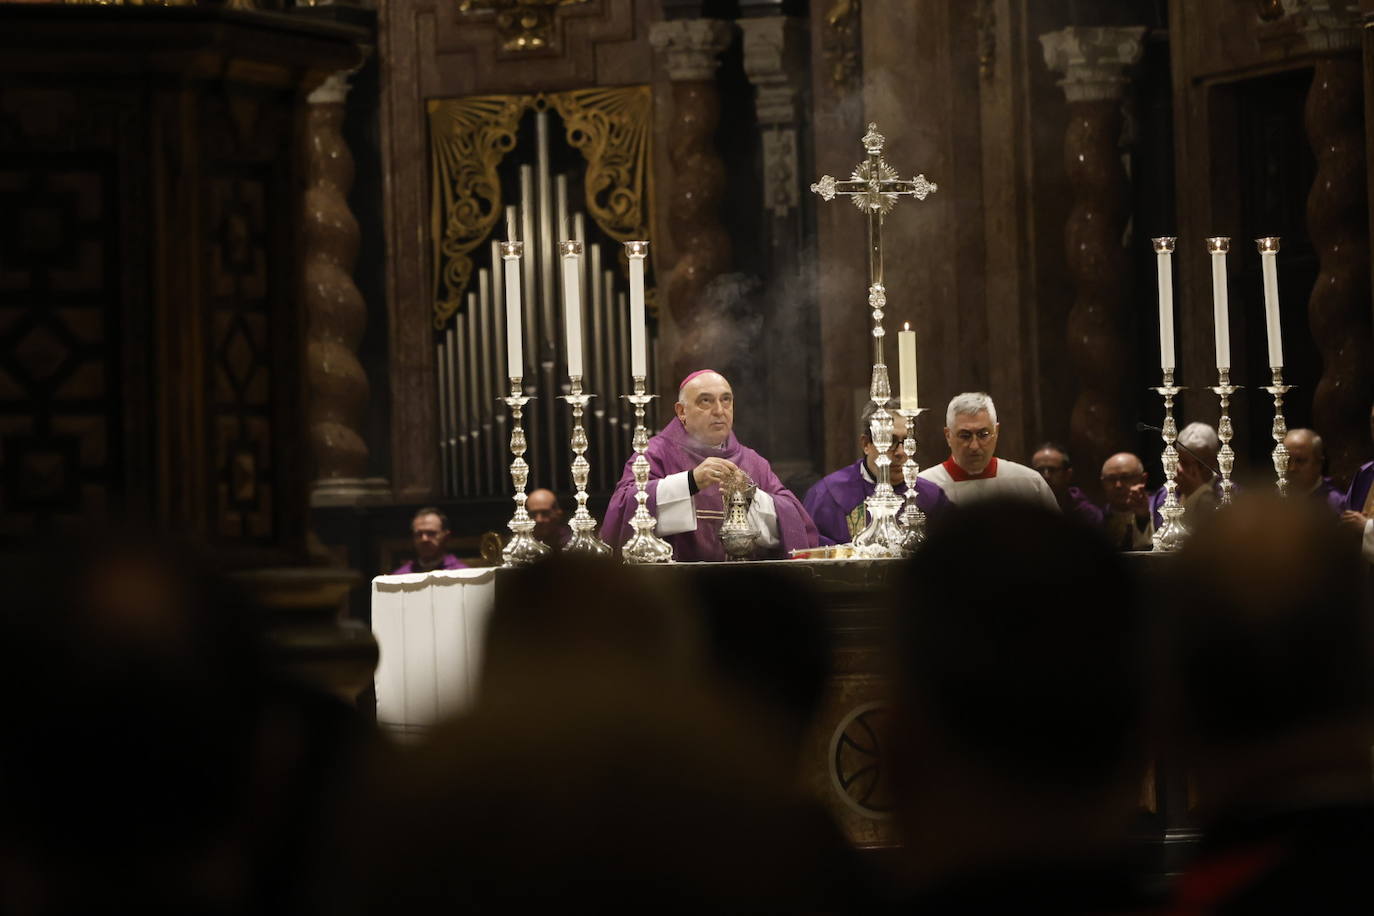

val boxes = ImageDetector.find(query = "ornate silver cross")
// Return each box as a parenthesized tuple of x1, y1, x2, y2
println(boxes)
(811, 123, 938, 557)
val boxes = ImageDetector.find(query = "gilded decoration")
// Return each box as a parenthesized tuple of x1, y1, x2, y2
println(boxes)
(429, 86, 654, 329)
(822, 0, 861, 90)
(456, 0, 592, 53)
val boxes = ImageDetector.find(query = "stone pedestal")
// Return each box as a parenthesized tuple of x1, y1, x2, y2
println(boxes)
(303, 70, 389, 507)
(1042, 26, 1145, 489)
(649, 19, 735, 385)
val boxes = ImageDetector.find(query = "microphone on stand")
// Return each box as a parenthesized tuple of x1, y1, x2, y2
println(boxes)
(1135, 422, 1223, 478)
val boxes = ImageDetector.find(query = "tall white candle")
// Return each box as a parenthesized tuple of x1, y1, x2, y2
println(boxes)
(1152, 237, 1177, 371)
(560, 241, 585, 379)
(898, 323, 918, 411)
(501, 241, 524, 380)
(1257, 237, 1284, 369)
(625, 240, 649, 379)
(1207, 237, 1231, 370)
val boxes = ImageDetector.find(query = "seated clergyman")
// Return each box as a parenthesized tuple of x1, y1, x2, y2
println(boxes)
(1100, 452, 1154, 550)
(1031, 441, 1102, 526)
(917, 392, 1058, 510)
(803, 401, 949, 546)
(600, 369, 819, 562)
(1149, 421, 1223, 528)
(392, 506, 469, 574)
(1283, 429, 1343, 512)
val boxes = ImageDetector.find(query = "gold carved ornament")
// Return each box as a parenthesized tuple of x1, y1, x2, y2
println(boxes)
(457, 0, 592, 53)
(429, 86, 654, 329)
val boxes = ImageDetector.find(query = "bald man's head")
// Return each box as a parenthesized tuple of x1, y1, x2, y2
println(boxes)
(1283, 429, 1325, 492)
(675, 372, 734, 447)
(1100, 453, 1147, 514)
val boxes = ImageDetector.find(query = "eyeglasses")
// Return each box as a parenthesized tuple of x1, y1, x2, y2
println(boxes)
(954, 429, 994, 444)
(1034, 465, 1068, 475)
(1100, 473, 1144, 485)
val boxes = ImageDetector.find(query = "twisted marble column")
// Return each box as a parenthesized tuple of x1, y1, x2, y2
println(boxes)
(1042, 27, 1145, 486)
(1304, 11, 1373, 485)
(650, 19, 734, 384)
(303, 71, 386, 505)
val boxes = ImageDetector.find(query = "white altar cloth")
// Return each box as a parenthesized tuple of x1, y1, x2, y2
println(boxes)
(370, 567, 496, 737)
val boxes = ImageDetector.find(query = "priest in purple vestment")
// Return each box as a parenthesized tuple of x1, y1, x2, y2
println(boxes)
(601, 370, 819, 562)
(1283, 429, 1344, 513)
(804, 402, 949, 546)
(1031, 442, 1104, 527)
(391, 506, 470, 574)
(1340, 403, 1374, 561)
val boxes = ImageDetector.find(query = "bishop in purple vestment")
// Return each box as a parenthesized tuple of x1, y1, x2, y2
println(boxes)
(1031, 442, 1104, 527)
(804, 403, 949, 546)
(601, 370, 819, 562)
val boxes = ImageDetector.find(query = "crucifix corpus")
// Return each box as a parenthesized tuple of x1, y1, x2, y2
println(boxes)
(811, 122, 938, 558)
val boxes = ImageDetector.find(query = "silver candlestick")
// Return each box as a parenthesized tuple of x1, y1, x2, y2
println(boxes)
(898, 407, 927, 551)
(1212, 367, 1240, 507)
(812, 123, 937, 559)
(1152, 369, 1189, 552)
(1264, 367, 1293, 498)
(621, 375, 674, 564)
(562, 374, 611, 556)
(502, 377, 551, 567)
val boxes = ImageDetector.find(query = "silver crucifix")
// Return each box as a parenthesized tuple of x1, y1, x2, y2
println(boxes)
(811, 122, 938, 558)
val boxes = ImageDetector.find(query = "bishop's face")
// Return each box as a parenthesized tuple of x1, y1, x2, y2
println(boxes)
(945, 409, 998, 476)
(676, 372, 734, 447)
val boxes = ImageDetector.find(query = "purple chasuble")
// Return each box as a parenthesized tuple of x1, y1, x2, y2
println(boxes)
(391, 553, 468, 575)
(600, 419, 819, 562)
(1345, 461, 1374, 513)
(1062, 486, 1104, 527)
(803, 459, 950, 547)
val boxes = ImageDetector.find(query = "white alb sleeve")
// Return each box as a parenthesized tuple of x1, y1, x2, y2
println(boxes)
(654, 471, 697, 536)
(1363, 518, 1374, 565)
(747, 489, 781, 549)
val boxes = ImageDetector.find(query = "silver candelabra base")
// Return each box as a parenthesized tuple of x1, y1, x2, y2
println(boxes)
(502, 377, 551, 567)
(1151, 370, 1189, 552)
(621, 376, 674, 565)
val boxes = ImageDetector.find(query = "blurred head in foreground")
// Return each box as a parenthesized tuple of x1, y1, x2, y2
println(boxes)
(1166, 494, 1374, 817)
(890, 502, 1148, 884)
(333, 555, 855, 914)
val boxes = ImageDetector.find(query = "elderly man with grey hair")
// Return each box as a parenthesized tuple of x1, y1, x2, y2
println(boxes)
(1148, 421, 1224, 528)
(917, 392, 1058, 510)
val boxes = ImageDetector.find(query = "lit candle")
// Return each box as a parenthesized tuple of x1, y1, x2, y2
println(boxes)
(501, 241, 523, 380)
(1256, 237, 1283, 369)
(1152, 237, 1176, 371)
(1207, 237, 1231, 370)
(625, 240, 649, 379)
(560, 240, 585, 379)
(898, 322, 918, 411)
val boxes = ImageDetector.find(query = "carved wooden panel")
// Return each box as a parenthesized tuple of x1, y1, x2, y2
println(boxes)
(0, 154, 119, 535)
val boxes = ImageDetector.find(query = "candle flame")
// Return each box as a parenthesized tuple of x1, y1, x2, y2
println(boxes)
(903, 322, 910, 331)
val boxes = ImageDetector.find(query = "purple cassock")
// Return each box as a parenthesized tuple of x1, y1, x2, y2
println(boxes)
(803, 459, 950, 547)
(1310, 478, 1346, 513)
(1061, 486, 1104, 527)
(391, 553, 468, 575)
(600, 418, 819, 562)
(1346, 461, 1374, 514)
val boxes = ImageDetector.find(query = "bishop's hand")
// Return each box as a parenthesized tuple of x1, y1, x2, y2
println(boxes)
(693, 457, 739, 491)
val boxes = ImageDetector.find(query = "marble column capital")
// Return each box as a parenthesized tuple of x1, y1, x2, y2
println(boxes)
(739, 15, 807, 126)
(650, 18, 734, 82)
(307, 70, 354, 106)
(1040, 26, 1146, 103)
(1301, 0, 1361, 53)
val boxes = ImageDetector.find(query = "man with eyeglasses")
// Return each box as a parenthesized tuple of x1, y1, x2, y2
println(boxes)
(918, 392, 1058, 510)
(1099, 452, 1154, 550)
(1031, 442, 1103, 526)
(804, 400, 949, 546)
